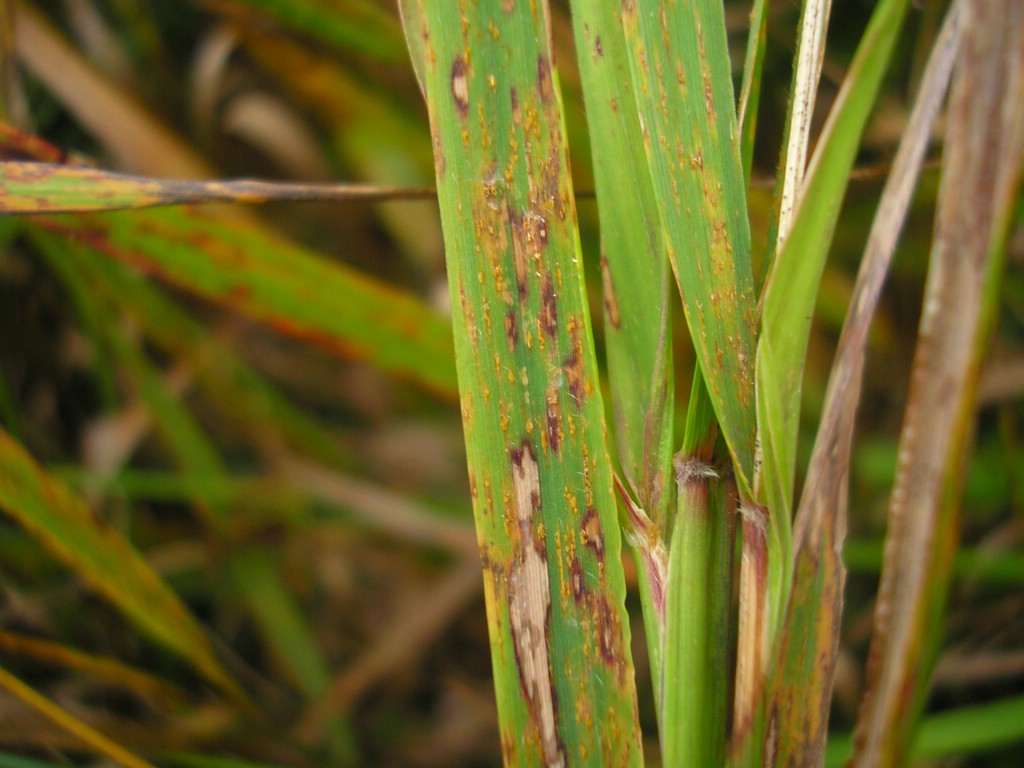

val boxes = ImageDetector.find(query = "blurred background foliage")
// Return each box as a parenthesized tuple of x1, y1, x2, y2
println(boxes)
(0, 0, 1021, 766)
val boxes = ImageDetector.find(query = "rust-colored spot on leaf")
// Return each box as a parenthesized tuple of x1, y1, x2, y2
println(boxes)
(562, 331, 587, 410)
(450, 55, 469, 118)
(594, 596, 624, 676)
(545, 384, 562, 454)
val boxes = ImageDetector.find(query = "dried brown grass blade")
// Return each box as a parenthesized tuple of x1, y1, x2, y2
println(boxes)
(765, 3, 965, 765)
(850, 2, 1024, 765)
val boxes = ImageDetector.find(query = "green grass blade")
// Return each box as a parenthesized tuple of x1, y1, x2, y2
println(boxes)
(0, 428, 243, 703)
(35, 208, 457, 396)
(402, 1, 644, 763)
(0, 664, 157, 768)
(826, 694, 1024, 768)
(620, 0, 757, 497)
(569, 0, 673, 529)
(568, 0, 675, 718)
(738, 0, 770, 187)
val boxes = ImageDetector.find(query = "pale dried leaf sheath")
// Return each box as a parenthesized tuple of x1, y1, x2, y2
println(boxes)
(402, 0, 643, 765)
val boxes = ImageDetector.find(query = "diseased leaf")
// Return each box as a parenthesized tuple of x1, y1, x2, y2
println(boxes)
(0, 161, 432, 213)
(403, 0, 644, 762)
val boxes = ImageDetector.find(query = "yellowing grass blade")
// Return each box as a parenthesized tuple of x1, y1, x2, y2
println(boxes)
(0, 428, 244, 704)
(0, 664, 157, 768)
(402, 0, 643, 763)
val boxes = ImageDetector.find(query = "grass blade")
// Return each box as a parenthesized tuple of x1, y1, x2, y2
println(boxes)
(850, 4, 1024, 764)
(568, 0, 675, 716)
(402, 0, 644, 762)
(620, 0, 758, 496)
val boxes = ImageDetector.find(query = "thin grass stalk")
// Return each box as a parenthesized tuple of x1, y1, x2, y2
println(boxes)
(402, 1, 643, 763)
(851, 3, 1024, 764)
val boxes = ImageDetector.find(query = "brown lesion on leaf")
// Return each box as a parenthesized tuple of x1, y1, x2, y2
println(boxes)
(595, 35, 604, 58)
(593, 595, 627, 681)
(540, 273, 558, 339)
(545, 383, 562, 454)
(504, 309, 520, 350)
(562, 327, 589, 410)
(450, 55, 470, 118)
(537, 54, 553, 106)
(510, 85, 521, 125)
(507, 439, 566, 768)
(600, 254, 621, 329)
(581, 506, 605, 561)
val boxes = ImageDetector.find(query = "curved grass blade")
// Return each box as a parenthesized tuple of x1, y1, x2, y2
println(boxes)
(0, 161, 433, 213)
(767, 6, 964, 766)
(402, 0, 644, 763)
(34, 208, 457, 396)
(850, 5, 1024, 765)
(0, 428, 244, 704)
(620, 0, 758, 497)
